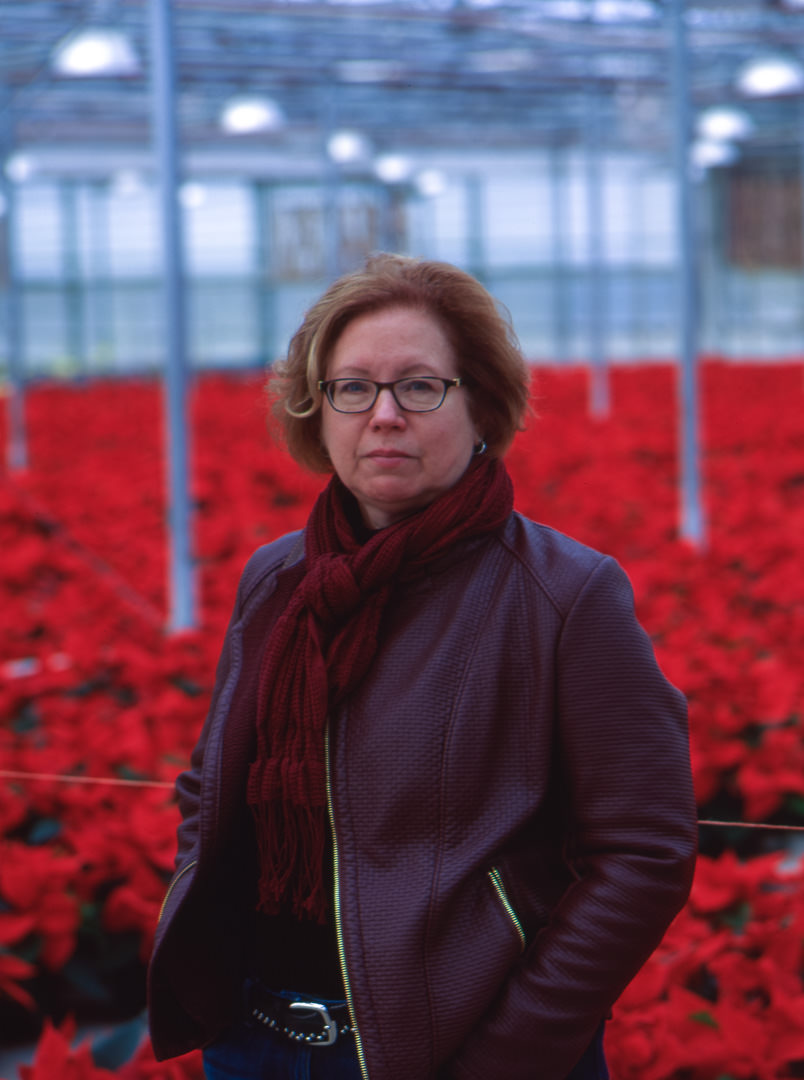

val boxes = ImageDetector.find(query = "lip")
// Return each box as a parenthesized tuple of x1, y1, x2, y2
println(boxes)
(366, 449, 412, 459)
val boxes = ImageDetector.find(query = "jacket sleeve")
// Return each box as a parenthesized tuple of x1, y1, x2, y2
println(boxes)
(171, 534, 302, 871)
(171, 570, 249, 871)
(448, 555, 698, 1080)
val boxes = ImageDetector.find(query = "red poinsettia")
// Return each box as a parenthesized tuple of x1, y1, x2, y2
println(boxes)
(2, 362, 803, 1079)
(14, 1018, 116, 1080)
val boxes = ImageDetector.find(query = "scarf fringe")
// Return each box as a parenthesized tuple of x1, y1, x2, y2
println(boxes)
(252, 799, 328, 924)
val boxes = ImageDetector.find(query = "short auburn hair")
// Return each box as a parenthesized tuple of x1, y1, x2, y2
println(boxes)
(269, 252, 530, 472)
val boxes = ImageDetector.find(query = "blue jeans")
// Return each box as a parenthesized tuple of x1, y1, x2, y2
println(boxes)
(203, 1008, 607, 1080)
(203, 989, 362, 1080)
(567, 1024, 609, 1080)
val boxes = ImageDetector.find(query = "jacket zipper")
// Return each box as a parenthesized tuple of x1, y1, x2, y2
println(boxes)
(157, 858, 198, 924)
(325, 725, 370, 1080)
(487, 866, 526, 951)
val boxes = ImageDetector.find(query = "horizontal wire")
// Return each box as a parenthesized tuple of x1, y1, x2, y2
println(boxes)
(697, 818, 804, 833)
(0, 769, 174, 790)
(2, 770, 804, 832)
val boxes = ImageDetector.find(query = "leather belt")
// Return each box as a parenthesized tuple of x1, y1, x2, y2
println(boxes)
(245, 982, 353, 1047)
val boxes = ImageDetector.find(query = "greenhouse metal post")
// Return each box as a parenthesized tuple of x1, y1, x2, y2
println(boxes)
(549, 144, 570, 365)
(584, 86, 609, 417)
(1, 156, 27, 473)
(149, 0, 196, 630)
(670, 0, 705, 546)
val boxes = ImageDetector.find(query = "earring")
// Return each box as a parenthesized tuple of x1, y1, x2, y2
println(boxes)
(473, 439, 487, 456)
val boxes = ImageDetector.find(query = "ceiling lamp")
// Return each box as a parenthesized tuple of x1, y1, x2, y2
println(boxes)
(696, 106, 753, 142)
(690, 139, 739, 170)
(179, 182, 207, 209)
(51, 27, 140, 77)
(220, 95, 284, 135)
(414, 169, 447, 198)
(592, 0, 657, 21)
(4, 153, 36, 183)
(735, 55, 804, 97)
(327, 130, 372, 165)
(111, 169, 147, 198)
(541, 0, 587, 18)
(374, 154, 413, 185)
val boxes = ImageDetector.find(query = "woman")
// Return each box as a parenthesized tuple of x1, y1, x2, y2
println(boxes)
(148, 253, 697, 1080)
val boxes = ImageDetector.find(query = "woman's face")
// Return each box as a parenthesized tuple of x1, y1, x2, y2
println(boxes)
(320, 306, 479, 530)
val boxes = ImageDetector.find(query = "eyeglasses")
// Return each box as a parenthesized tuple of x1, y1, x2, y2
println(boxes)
(317, 376, 462, 414)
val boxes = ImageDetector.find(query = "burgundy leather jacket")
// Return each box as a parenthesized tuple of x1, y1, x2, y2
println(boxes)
(147, 513, 697, 1080)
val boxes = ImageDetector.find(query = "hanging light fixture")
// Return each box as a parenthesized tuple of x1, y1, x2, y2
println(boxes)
(111, 169, 147, 198)
(327, 130, 372, 165)
(414, 169, 448, 198)
(690, 139, 739, 170)
(220, 94, 284, 135)
(592, 0, 657, 22)
(735, 54, 804, 97)
(696, 105, 753, 142)
(374, 154, 413, 185)
(51, 27, 140, 77)
(4, 153, 36, 183)
(179, 182, 207, 209)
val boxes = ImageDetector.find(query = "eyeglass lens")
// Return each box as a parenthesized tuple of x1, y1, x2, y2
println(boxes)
(328, 377, 447, 412)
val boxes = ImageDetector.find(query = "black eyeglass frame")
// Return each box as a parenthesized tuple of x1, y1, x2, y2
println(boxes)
(317, 376, 463, 413)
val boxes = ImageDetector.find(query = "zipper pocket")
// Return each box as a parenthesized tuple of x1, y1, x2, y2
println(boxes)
(158, 858, 198, 924)
(325, 725, 370, 1080)
(487, 866, 526, 951)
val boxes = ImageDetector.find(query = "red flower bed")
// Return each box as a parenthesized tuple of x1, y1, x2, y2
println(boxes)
(1, 362, 803, 1079)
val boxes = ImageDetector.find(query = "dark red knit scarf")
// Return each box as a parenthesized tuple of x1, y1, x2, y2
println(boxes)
(247, 456, 514, 922)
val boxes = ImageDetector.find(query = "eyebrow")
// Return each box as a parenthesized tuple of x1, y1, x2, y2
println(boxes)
(329, 362, 445, 378)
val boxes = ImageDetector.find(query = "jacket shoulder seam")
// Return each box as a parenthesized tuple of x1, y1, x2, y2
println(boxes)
(495, 518, 609, 619)
(238, 530, 305, 612)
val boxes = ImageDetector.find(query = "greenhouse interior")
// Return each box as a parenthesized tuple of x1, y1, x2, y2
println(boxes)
(1, 1, 803, 1078)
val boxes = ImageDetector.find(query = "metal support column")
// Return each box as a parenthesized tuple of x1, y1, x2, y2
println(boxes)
(61, 180, 86, 374)
(584, 87, 609, 416)
(149, 0, 195, 629)
(465, 173, 486, 284)
(321, 96, 341, 282)
(1, 163, 26, 471)
(799, 99, 804, 371)
(670, 0, 705, 546)
(549, 144, 570, 364)
(254, 181, 277, 366)
(88, 180, 114, 370)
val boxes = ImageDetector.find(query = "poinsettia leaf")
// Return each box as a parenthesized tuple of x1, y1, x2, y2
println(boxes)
(26, 819, 62, 845)
(784, 794, 804, 818)
(689, 1010, 720, 1030)
(720, 900, 751, 934)
(11, 706, 39, 734)
(116, 765, 150, 783)
(170, 675, 204, 696)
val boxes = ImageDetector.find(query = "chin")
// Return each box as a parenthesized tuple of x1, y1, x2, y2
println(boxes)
(359, 485, 431, 526)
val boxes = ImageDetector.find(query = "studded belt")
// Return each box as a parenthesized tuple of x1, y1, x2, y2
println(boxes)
(245, 982, 354, 1047)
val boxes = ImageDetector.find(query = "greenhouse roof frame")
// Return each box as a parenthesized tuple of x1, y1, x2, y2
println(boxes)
(2, 0, 804, 175)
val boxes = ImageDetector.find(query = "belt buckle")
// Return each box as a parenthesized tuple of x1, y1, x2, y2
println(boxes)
(289, 1000, 338, 1046)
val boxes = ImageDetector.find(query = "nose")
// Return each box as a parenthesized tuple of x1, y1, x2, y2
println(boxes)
(369, 386, 406, 428)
